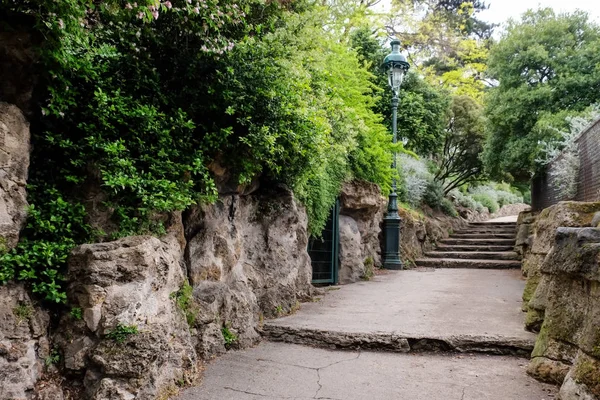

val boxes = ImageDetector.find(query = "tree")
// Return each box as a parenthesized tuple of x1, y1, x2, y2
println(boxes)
(483, 8, 600, 180)
(434, 95, 486, 194)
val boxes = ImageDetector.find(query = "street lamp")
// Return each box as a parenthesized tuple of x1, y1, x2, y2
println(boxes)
(382, 39, 410, 270)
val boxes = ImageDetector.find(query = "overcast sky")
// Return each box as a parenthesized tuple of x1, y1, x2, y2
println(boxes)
(479, 0, 600, 27)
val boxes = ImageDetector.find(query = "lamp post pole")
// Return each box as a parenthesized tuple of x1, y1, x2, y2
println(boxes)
(382, 39, 409, 270)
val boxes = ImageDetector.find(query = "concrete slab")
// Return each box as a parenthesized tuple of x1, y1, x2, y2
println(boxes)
(487, 215, 519, 223)
(175, 342, 557, 400)
(264, 269, 535, 354)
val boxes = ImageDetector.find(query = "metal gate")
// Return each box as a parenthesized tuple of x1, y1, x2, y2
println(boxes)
(308, 200, 339, 284)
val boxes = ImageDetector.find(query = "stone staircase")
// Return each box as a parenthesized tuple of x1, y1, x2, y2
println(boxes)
(415, 221, 521, 269)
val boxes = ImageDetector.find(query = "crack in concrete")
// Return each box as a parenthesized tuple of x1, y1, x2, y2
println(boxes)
(461, 386, 466, 400)
(223, 386, 274, 398)
(253, 352, 360, 400)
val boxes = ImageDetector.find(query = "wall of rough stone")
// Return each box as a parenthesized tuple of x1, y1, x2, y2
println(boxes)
(519, 202, 600, 332)
(337, 181, 386, 283)
(516, 202, 600, 399)
(0, 102, 30, 251)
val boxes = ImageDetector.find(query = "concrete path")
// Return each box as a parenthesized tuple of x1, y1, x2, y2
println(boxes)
(264, 269, 535, 354)
(487, 215, 519, 223)
(175, 342, 557, 400)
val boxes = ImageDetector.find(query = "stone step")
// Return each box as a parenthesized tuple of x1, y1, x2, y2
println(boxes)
(451, 233, 516, 239)
(469, 222, 517, 227)
(414, 258, 521, 269)
(425, 251, 520, 260)
(440, 238, 516, 246)
(435, 244, 515, 252)
(456, 228, 517, 233)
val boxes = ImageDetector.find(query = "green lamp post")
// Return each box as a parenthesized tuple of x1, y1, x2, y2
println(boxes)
(382, 39, 410, 270)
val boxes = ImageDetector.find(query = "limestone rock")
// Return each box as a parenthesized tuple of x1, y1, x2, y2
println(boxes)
(338, 215, 364, 284)
(184, 188, 313, 354)
(0, 102, 30, 250)
(339, 180, 386, 268)
(0, 283, 49, 400)
(526, 225, 600, 395)
(57, 235, 198, 400)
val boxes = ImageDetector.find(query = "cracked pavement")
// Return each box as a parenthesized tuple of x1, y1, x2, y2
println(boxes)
(175, 342, 556, 399)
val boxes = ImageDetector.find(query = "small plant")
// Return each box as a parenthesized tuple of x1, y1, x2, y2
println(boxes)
(70, 307, 83, 320)
(361, 257, 375, 281)
(45, 348, 61, 367)
(221, 325, 238, 348)
(274, 305, 284, 316)
(106, 323, 138, 343)
(171, 282, 199, 326)
(13, 303, 33, 324)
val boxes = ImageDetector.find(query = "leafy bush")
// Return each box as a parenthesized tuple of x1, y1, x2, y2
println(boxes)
(472, 193, 499, 213)
(398, 154, 433, 207)
(440, 198, 458, 217)
(423, 180, 445, 209)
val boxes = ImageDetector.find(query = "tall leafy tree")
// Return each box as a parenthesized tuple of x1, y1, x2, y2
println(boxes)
(483, 8, 600, 180)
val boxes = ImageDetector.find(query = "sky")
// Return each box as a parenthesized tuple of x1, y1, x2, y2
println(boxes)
(479, 0, 600, 27)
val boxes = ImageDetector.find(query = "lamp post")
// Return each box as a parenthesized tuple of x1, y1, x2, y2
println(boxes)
(382, 39, 410, 270)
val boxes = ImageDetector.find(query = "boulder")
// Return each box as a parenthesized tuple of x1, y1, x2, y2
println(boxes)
(338, 215, 364, 284)
(0, 283, 50, 400)
(56, 234, 198, 400)
(339, 180, 386, 268)
(0, 102, 29, 250)
(184, 188, 313, 356)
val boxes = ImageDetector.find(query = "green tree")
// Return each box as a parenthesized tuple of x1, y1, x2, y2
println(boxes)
(483, 8, 600, 179)
(434, 95, 486, 194)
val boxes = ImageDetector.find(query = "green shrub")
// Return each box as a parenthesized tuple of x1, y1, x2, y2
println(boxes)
(221, 325, 238, 348)
(171, 282, 199, 326)
(440, 198, 458, 217)
(472, 193, 499, 213)
(423, 180, 445, 209)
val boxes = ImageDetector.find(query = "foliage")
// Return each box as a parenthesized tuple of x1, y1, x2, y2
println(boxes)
(484, 8, 600, 179)
(397, 154, 432, 207)
(106, 324, 139, 343)
(0, 187, 93, 303)
(448, 189, 485, 213)
(45, 348, 61, 367)
(422, 180, 445, 209)
(471, 193, 498, 213)
(361, 257, 375, 281)
(221, 325, 238, 348)
(70, 307, 83, 320)
(171, 282, 199, 326)
(434, 95, 486, 194)
(439, 197, 458, 217)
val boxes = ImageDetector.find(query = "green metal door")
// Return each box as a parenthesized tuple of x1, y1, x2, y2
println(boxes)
(308, 200, 339, 284)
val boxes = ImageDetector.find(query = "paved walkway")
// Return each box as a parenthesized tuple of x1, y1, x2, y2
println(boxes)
(264, 269, 535, 353)
(176, 342, 556, 400)
(175, 267, 557, 399)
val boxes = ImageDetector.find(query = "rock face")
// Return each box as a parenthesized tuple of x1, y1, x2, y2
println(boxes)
(0, 102, 30, 250)
(337, 181, 386, 283)
(526, 226, 600, 399)
(184, 188, 313, 357)
(0, 31, 38, 116)
(520, 202, 600, 331)
(56, 233, 198, 400)
(0, 284, 50, 400)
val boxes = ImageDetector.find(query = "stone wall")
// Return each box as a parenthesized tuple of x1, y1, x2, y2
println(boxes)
(337, 181, 386, 283)
(184, 188, 314, 355)
(526, 225, 600, 399)
(519, 202, 600, 332)
(0, 102, 30, 251)
(0, 284, 51, 400)
(516, 201, 600, 399)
